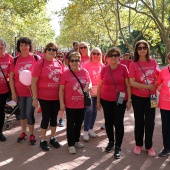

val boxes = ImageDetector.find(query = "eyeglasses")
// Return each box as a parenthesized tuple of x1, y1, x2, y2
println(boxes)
(92, 52, 100, 56)
(137, 46, 148, 51)
(109, 54, 120, 58)
(56, 55, 63, 58)
(70, 59, 80, 63)
(47, 48, 57, 52)
(79, 46, 87, 49)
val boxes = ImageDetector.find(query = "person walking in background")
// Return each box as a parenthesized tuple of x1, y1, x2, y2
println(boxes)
(129, 40, 160, 157)
(59, 52, 91, 154)
(32, 42, 62, 151)
(0, 38, 13, 141)
(82, 47, 104, 141)
(97, 47, 131, 159)
(156, 52, 170, 157)
(120, 53, 132, 70)
(79, 42, 90, 67)
(9, 37, 40, 145)
(56, 50, 68, 127)
(65, 41, 79, 65)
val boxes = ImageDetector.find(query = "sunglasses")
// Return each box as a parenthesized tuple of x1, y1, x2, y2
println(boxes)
(47, 48, 57, 52)
(80, 46, 87, 49)
(168, 57, 170, 60)
(56, 55, 63, 58)
(92, 52, 100, 56)
(70, 59, 80, 63)
(109, 54, 120, 58)
(137, 46, 148, 50)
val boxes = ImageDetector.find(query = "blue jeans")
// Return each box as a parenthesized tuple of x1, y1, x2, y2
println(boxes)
(18, 96, 35, 125)
(160, 109, 170, 150)
(84, 97, 97, 131)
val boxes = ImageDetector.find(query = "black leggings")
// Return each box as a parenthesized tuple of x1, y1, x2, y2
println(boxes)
(0, 92, 8, 132)
(39, 99, 60, 129)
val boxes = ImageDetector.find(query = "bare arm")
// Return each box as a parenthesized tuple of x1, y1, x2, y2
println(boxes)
(9, 72, 17, 102)
(31, 77, 38, 108)
(125, 78, 131, 111)
(59, 84, 65, 111)
(129, 77, 155, 91)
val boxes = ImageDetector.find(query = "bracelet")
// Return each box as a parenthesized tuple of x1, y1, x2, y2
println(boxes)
(32, 98, 38, 100)
(128, 99, 132, 102)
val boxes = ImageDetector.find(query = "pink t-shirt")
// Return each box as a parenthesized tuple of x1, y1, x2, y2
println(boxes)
(120, 59, 132, 70)
(60, 69, 91, 108)
(129, 59, 160, 97)
(0, 53, 13, 94)
(157, 66, 170, 110)
(32, 58, 63, 100)
(80, 56, 89, 67)
(100, 64, 129, 101)
(10, 53, 40, 97)
(83, 61, 104, 96)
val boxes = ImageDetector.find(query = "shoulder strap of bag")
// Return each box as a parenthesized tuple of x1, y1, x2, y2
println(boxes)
(109, 65, 119, 92)
(69, 68, 85, 94)
(0, 66, 10, 91)
(14, 54, 38, 66)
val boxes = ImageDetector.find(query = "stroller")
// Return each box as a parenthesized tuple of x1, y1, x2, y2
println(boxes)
(4, 101, 20, 130)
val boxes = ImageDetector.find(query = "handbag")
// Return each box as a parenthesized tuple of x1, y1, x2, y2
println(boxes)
(69, 68, 92, 106)
(0, 65, 12, 101)
(136, 62, 157, 108)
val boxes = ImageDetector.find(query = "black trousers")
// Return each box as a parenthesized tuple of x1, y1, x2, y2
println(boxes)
(66, 108, 84, 147)
(39, 99, 60, 129)
(132, 94, 155, 149)
(0, 92, 8, 132)
(101, 98, 126, 148)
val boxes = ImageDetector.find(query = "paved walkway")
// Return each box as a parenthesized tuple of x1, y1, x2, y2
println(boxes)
(0, 107, 170, 170)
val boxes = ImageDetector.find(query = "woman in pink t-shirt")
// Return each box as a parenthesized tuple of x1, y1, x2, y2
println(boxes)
(59, 52, 91, 154)
(82, 47, 104, 141)
(78, 42, 90, 67)
(32, 42, 62, 151)
(97, 47, 131, 159)
(129, 40, 160, 157)
(156, 53, 170, 157)
(9, 37, 40, 145)
(0, 38, 13, 141)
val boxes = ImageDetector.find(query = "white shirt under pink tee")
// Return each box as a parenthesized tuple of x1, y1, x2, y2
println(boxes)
(60, 68, 91, 108)
(32, 58, 63, 100)
(157, 66, 170, 110)
(100, 64, 129, 101)
(129, 59, 160, 98)
(0, 53, 13, 94)
(10, 53, 40, 97)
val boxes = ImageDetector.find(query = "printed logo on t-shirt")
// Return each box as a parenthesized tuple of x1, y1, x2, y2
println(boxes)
(0, 64, 8, 78)
(140, 69, 154, 85)
(48, 69, 60, 83)
(93, 70, 101, 79)
(18, 63, 32, 74)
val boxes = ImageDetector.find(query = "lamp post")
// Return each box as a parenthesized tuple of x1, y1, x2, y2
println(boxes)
(14, 34, 17, 57)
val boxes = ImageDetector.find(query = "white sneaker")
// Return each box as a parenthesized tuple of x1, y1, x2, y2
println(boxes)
(68, 146, 76, 154)
(83, 131, 89, 141)
(75, 142, 84, 148)
(88, 129, 96, 138)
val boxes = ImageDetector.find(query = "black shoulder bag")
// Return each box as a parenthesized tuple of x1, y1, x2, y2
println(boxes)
(0, 66, 12, 101)
(69, 68, 92, 107)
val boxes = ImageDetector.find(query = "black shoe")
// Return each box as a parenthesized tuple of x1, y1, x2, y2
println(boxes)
(114, 146, 121, 159)
(30, 135, 36, 145)
(50, 138, 60, 149)
(40, 141, 51, 151)
(0, 132, 6, 141)
(159, 148, 170, 157)
(105, 142, 114, 153)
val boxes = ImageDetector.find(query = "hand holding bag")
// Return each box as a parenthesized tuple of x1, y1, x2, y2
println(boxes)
(69, 68, 92, 107)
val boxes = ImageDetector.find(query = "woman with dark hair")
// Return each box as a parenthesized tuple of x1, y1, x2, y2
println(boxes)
(157, 52, 170, 157)
(32, 42, 62, 151)
(59, 52, 91, 154)
(97, 47, 131, 159)
(129, 40, 160, 157)
(9, 37, 40, 145)
(0, 38, 13, 141)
